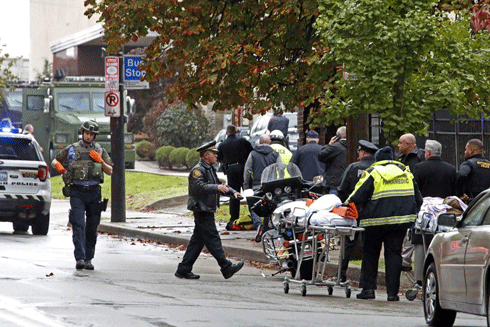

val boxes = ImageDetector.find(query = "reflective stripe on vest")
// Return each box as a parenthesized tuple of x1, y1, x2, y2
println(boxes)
(361, 214, 417, 227)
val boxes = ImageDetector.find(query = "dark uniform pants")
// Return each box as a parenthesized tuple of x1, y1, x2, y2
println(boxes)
(225, 163, 244, 222)
(360, 226, 407, 296)
(69, 187, 101, 261)
(177, 211, 232, 275)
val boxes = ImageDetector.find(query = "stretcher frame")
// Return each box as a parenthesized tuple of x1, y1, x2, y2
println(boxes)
(281, 218, 364, 297)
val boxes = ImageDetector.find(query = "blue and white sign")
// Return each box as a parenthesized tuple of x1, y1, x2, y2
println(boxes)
(123, 55, 149, 89)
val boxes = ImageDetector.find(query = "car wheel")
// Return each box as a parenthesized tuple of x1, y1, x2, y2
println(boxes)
(125, 161, 135, 169)
(32, 213, 50, 235)
(423, 262, 456, 326)
(13, 222, 29, 233)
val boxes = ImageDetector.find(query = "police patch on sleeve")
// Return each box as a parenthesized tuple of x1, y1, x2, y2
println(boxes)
(192, 169, 202, 178)
(361, 171, 367, 179)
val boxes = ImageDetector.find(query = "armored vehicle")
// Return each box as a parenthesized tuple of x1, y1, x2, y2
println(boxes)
(21, 77, 136, 174)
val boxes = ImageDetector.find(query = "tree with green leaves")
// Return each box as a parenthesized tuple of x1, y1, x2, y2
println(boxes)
(84, 0, 335, 117)
(0, 42, 18, 89)
(314, 0, 490, 142)
(35, 59, 53, 82)
(156, 102, 210, 148)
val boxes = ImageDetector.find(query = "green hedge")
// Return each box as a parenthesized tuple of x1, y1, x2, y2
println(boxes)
(169, 147, 190, 168)
(135, 140, 156, 160)
(156, 145, 175, 168)
(186, 148, 200, 168)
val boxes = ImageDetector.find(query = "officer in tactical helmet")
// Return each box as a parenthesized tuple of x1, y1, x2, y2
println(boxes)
(51, 120, 113, 270)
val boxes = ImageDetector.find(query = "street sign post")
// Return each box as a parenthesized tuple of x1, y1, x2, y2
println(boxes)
(123, 55, 149, 89)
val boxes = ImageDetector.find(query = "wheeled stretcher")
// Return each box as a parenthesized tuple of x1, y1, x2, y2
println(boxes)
(280, 210, 363, 297)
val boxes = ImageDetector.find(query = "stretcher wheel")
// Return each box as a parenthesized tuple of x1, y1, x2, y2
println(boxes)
(301, 284, 307, 296)
(405, 289, 418, 301)
(345, 288, 351, 298)
(328, 286, 333, 295)
(283, 281, 289, 294)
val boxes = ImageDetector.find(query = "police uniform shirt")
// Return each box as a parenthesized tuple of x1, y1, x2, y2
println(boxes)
(337, 156, 375, 202)
(456, 154, 490, 197)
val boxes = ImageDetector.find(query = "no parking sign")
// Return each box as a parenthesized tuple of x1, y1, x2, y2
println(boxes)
(104, 91, 120, 117)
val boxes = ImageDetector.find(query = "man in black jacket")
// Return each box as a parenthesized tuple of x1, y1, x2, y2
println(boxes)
(218, 125, 253, 228)
(411, 139, 456, 285)
(337, 140, 378, 282)
(175, 140, 244, 280)
(397, 133, 424, 271)
(318, 126, 347, 194)
(456, 138, 490, 202)
(397, 133, 424, 172)
(413, 140, 456, 198)
(290, 130, 325, 181)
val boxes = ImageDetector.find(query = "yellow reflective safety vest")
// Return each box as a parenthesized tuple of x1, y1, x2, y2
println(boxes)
(270, 143, 292, 165)
(347, 160, 419, 228)
(270, 144, 292, 178)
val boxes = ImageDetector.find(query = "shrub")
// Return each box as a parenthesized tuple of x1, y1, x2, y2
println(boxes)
(135, 140, 156, 160)
(169, 147, 190, 168)
(156, 102, 210, 148)
(186, 148, 200, 167)
(156, 145, 175, 168)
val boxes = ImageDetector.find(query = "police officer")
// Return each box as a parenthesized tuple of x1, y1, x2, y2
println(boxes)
(337, 140, 378, 282)
(217, 125, 253, 228)
(346, 146, 422, 301)
(270, 130, 292, 164)
(337, 140, 378, 202)
(456, 138, 490, 202)
(175, 140, 244, 280)
(51, 120, 113, 270)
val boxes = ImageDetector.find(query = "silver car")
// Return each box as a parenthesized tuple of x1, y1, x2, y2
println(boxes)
(423, 190, 490, 326)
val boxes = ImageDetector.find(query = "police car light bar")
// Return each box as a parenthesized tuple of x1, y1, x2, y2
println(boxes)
(0, 118, 21, 133)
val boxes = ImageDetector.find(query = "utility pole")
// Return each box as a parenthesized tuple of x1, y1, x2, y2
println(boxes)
(110, 52, 126, 222)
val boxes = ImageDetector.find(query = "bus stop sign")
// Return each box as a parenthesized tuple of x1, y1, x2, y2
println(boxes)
(123, 55, 149, 89)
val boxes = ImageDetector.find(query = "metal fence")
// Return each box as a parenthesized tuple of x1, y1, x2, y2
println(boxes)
(370, 109, 490, 170)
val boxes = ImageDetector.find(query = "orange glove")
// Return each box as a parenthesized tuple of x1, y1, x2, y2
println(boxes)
(54, 162, 66, 174)
(89, 149, 103, 163)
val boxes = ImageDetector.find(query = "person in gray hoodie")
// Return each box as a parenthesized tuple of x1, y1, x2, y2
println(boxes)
(243, 134, 282, 241)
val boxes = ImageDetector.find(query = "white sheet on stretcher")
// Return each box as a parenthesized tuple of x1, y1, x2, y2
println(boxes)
(306, 210, 357, 227)
(415, 197, 460, 233)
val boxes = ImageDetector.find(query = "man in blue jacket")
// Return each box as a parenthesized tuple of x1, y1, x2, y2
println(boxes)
(290, 130, 325, 181)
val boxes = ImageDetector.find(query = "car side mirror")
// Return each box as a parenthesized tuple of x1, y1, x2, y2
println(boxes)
(43, 95, 52, 113)
(437, 213, 457, 227)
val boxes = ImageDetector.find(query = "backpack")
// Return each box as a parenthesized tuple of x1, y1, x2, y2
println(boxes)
(230, 215, 254, 230)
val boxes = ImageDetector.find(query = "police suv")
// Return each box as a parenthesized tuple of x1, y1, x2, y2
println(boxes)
(0, 119, 51, 235)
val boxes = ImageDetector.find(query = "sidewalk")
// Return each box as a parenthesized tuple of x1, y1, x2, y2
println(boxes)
(99, 160, 416, 288)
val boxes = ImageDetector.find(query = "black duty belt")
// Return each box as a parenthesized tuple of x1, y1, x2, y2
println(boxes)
(72, 184, 101, 192)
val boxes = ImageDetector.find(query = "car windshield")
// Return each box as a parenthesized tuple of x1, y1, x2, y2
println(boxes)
(4, 91, 23, 109)
(58, 93, 90, 112)
(93, 92, 105, 112)
(260, 162, 303, 184)
(0, 137, 40, 161)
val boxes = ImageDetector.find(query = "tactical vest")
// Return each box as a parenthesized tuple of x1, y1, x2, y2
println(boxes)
(62, 143, 104, 185)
